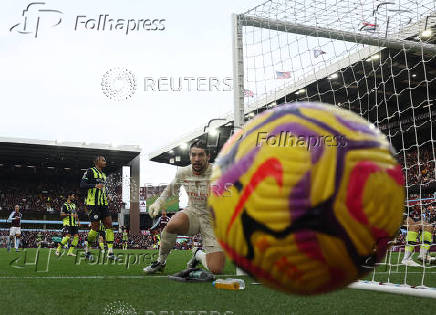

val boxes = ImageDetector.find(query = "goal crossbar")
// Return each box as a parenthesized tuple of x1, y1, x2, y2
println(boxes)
(240, 15, 436, 55)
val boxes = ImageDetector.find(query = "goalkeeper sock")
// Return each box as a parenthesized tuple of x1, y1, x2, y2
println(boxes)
(419, 231, 432, 258)
(158, 229, 176, 264)
(57, 236, 70, 251)
(404, 231, 418, 260)
(195, 249, 209, 271)
(106, 229, 114, 254)
(68, 236, 79, 254)
(86, 229, 98, 252)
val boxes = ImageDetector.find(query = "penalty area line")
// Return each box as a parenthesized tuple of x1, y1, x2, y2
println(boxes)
(0, 274, 237, 280)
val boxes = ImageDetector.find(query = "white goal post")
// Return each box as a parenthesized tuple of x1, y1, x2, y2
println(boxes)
(232, 0, 436, 298)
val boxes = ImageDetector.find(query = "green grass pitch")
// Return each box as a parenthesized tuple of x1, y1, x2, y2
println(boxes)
(0, 248, 435, 314)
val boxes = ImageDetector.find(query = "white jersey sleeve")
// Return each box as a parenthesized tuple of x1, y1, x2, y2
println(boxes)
(152, 168, 183, 210)
(153, 164, 213, 214)
(7, 211, 14, 222)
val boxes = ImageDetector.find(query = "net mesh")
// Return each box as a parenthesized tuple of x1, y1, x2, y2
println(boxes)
(237, 0, 436, 290)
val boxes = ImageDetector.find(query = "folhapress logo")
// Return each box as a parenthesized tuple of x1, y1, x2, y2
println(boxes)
(9, 3, 166, 38)
(10, 2, 63, 38)
(75, 15, 166, 35)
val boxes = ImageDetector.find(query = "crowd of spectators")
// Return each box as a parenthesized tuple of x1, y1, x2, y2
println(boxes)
(396, 147, 435, 186)
(0, 189, 84, 214)
(0, 169, 123, 216)
(392, 146, 436, 245)
(1, 146, 434, 250)
(0, 229, 201, 250)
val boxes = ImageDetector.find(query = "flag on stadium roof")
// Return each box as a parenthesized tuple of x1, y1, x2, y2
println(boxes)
(244, 89, 254, 97)
(276, 71, 291, 79)
(313, 49, 326, 58)
(361, 21, 377, 31)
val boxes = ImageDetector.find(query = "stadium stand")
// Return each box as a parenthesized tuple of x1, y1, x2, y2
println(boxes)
(0, 137, 141, 240)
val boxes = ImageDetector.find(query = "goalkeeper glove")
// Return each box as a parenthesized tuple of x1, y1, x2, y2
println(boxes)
(148, 203, 160, 218)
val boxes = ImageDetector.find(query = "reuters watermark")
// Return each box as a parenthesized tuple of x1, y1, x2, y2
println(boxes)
(101, 69, 233, 101)
(101, 68, 137, 101)
(104, 301, 137, 315)
(141, 182, 233, 199)
(103, 302, 235, 315)
(144, 77, 232, 92)
(145, 312, 234, 315)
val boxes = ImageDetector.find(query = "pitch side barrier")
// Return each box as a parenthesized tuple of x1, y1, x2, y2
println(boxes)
(0, 219, 118, 226)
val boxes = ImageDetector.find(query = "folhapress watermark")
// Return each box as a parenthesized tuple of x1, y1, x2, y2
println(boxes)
(9, 249, 157, 272)
(9, 248, 54, 272)
(256, 131, 348, 150)
(75, 250, 157, 269)
(10, 2, 63, 38)
(74, 15, 165, 35)
(10, 2, 166, 38)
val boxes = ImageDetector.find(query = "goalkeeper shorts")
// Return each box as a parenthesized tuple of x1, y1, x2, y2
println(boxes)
(180, 207, 222, 254)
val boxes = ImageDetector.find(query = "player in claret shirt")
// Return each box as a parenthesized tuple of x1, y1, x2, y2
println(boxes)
(7, 205, 22, 252)
(149, 211, 170, 233)
(121, 226, 129, 250)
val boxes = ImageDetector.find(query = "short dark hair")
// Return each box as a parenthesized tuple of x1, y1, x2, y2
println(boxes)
(67, 192, 75, 198)
(94, 155, 105, 164)
(189, 140, 209, 155)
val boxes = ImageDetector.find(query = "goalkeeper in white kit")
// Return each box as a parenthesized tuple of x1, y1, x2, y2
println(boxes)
(143, 140, 225, 274)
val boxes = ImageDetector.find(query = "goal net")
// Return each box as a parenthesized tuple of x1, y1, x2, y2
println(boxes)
(233, 0, 436, 297)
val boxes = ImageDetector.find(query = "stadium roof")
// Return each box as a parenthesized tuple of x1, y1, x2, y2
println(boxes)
(148, 114, 236, 166)
(0, 137, 141, 172)
(149, 14, 436, 166)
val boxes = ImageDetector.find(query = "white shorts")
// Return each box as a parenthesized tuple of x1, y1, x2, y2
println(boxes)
(180, 207, 222, 254)
(9, 227, 21, 236)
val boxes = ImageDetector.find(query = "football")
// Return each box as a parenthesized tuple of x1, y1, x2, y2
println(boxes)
(208, 102, 405, 295)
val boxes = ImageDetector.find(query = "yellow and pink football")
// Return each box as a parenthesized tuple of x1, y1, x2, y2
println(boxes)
(208, 102, 404, 295)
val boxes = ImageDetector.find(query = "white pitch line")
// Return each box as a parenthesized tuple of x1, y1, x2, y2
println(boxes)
(0, 274, 238, 280)
(0, 273, 435, 280)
